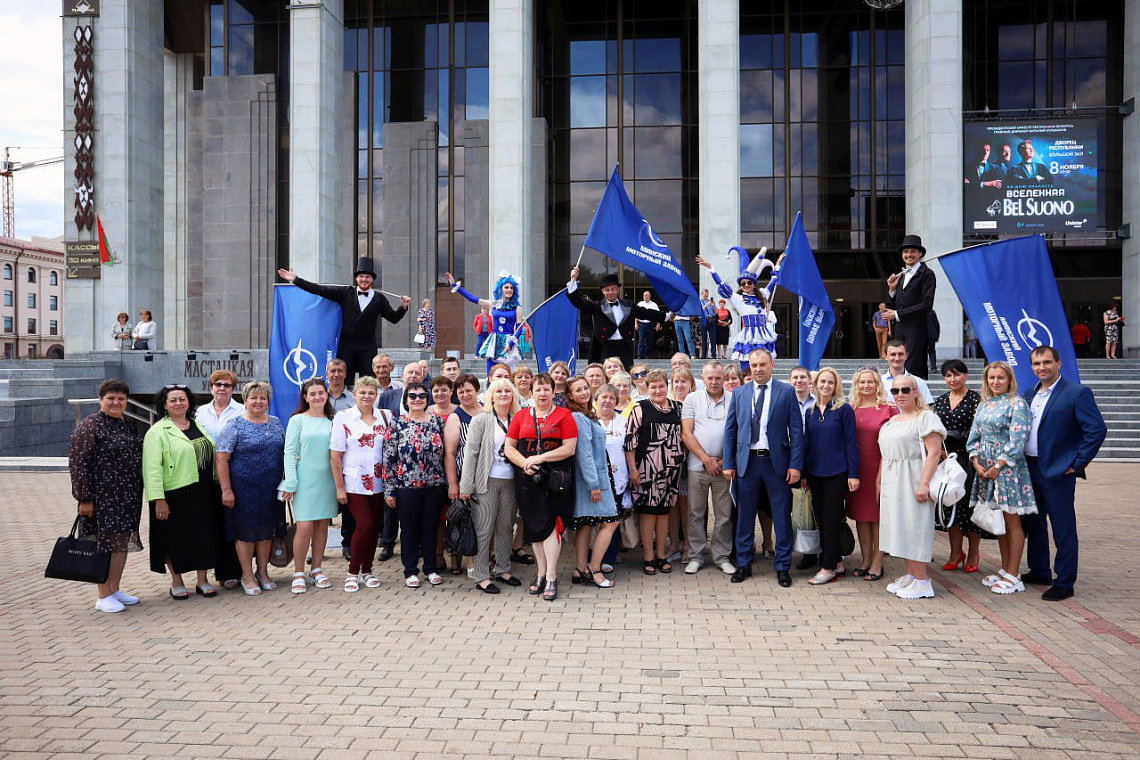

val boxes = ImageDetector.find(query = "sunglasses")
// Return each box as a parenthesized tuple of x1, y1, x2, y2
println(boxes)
(406, 392, 429, 400)
(632, 371, 648, 379)
(212, 382, 234, 388)
(164, 384, 189, 390)
(889, 387, 914, 395)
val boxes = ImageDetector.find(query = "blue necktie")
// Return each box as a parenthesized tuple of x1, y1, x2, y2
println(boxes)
(749, 383, 767, 446)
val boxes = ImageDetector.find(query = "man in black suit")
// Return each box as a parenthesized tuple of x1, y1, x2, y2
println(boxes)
(277, 258, 410, 383)
(566, 268, 668, 367)
(881, 235, 937, 379)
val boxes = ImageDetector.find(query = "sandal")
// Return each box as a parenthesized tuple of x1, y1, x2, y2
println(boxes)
(405, 575, 421, 589)
(852, 567, 870, 578)
(257, 576, 277, 592)
(643, 560, 657, 576)
(169, 586, 190, 600)
(427, 573, 443, 586)
(571, 567, 589, 585)
(361, 573, 381, 588)
(543, 579, 559, 601)
(512, 548, 536, 565)
(589, 569, 614, 589)
(194, 584, 217, 598)
(311, 567, 332, 589)
(290, 573, 308, 594)
(655, 557, 672, 574)
(527, 575, 546, 594)
(240, 579, 262, 596)
(344, 575, 360, 593)
(864, 569, 883, 581)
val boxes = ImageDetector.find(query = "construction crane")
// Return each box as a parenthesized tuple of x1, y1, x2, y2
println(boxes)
(1, 148, 65, 238)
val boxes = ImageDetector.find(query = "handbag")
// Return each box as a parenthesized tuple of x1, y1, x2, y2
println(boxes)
(794, 528, 820, 555)
(929, 450, 968, 508)
(620, 509, 640, 549)
(269, 503, 296, 568)
(530, 408, 572, 496)
(413, 331, 426, 345)
(45, 514, 111, 584)
(839, 520, 856, 556)
(970, 481, 1007, 536)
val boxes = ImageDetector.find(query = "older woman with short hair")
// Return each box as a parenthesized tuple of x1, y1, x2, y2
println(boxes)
(215, 381, 286, 596)
(610, 372, 636, 417)
(68, 379, 144, 613)
(197, 369, 244, 589)
(132, 310, 156, 350)
(112, 311, 133, 350)
(512, 365, 534, 407)
(144, 385, 221, 600)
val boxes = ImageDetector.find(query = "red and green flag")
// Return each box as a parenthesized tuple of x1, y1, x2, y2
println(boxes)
(96, 215, 115, 267)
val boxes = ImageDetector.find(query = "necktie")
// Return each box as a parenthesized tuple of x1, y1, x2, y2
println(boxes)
(749, 383, 767, 446)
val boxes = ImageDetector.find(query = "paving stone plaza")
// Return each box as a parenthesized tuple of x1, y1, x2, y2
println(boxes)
(2, 464, 1138, 758)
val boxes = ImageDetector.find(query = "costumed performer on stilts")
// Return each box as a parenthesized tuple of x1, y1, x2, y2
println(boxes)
(696, 247, 785, 371)
(445, 269, 524, 373)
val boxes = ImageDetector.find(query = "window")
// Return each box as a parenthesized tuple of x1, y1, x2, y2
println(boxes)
(2, 317, 11, 333)
(27, 293, 35, 309)
(26, 318, 35, 334)
(2, 291, 10, 307)
(49, 296, 58, 311)
(2, 264, 10, 280)
(27, 268, 35, 283)
(49, 271, 58, 286)
(49, 320, 58, 336)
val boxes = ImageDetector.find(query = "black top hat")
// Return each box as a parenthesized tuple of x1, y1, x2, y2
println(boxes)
(600, 273, 621, 288)
(897, 235, 926, 255)
(353, 258, 377, 278)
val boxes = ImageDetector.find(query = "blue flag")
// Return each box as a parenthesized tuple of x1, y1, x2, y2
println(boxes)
(938, 234, 1079, 390)
(779, 213, 835, 370)
(268, 285, 342, 422)
(584, 167, 703, 316)
(529, 290, 579, 375)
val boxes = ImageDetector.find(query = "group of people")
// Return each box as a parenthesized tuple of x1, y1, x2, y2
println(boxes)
(68, 335, 1105, 613)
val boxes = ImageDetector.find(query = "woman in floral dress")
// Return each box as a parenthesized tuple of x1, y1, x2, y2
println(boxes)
(417, 299, 437, 349)
(966, 361, 1038, 595)
(383, 382, 448, 588)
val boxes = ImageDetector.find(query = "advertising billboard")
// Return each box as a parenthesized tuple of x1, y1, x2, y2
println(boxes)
(963, 118, 1100, 235)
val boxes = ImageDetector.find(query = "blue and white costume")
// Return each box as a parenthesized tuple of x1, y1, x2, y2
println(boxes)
(452, 270, 523, 371)
(708, 246, 780, 367)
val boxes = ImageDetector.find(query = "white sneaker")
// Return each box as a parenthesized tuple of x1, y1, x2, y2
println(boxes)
(95, 595, 125, 613)
(684, 560, 702, 575)
(895, 579, 935, 599)
(719, 562, 736, 575)
(112, 591, 139, 605)
(886, 574, 915, 594)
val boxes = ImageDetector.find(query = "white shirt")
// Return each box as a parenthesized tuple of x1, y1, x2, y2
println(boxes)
(489, 418, 514, 479)
(604, 300, 625, 340)
(197, 399, 245, 440)
(357, 289, 375, 312)
(882, 370, 934, 405)
(902, 264, 918, 290)
(1025, 381, 1056, 457)
(132, 320, 156, 341)
(681, 389, 729, 470)
(330, 406, 394, 495)
(598, 413, 631, 506)
(749, 380, 772, 451)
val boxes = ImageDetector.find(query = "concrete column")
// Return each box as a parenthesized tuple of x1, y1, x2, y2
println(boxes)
(289, 0, 346, 283)
(488, 0, 535, 309)
(163, 51, 194, 350)
(697, 0, 740, 295)
(905, 0, 964, 359)
(63, 1, 164, 354)
(1123, 0, 1139, 356)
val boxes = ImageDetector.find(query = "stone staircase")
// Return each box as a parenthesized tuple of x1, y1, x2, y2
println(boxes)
(0, 358, 118, 456)
(448, 356, 1140, 462)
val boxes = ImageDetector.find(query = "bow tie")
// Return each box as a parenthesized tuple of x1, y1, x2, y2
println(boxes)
(358, 290, 371, 297)
(606, 300, 619, 307)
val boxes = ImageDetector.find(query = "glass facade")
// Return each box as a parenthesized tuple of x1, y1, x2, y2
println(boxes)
(538, 0, 698, 298)
(344, 0, 489, 283)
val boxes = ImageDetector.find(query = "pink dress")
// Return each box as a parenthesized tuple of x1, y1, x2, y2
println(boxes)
(846, 404, 898, 521)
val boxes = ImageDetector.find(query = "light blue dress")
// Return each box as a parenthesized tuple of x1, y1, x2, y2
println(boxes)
(570, 411, 618, 527)
(966, 395, 1038, 516)
(282, 415, 338, 521)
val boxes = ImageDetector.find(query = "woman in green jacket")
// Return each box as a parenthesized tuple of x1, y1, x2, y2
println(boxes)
(143, 385, 221, 600)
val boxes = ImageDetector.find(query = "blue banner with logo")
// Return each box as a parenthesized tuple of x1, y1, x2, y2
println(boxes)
(268, 285, 342, 421)
(584, 166, 703, 316)
(779, 213, 835, 371)
(938, 234, 1079, 389)
(528, 290, 579, 375)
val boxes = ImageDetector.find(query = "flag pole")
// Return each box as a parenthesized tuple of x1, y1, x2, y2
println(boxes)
(273, 281, 406, 300)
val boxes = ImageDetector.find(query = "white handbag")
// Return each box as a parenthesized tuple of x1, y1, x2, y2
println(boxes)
(413, 331, 426, 345)
(930, 451, 968, 508)
(970, 481, 1007, 536)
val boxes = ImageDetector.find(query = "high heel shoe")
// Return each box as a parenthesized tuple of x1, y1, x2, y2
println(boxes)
(963, 557, 981, 573)
(571, 566, 589, 585)
(941, 552, 966, 571)
(589, 569, 614, 589)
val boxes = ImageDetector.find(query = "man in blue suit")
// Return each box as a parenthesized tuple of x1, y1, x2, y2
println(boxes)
(723, 348, 804, 587)
(1021, 346, 1106, 601)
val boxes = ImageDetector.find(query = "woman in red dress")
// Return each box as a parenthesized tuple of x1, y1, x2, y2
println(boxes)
(846, 368, 897, 581)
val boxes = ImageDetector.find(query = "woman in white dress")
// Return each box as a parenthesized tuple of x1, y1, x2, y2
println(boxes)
(877, 374, 947, 599)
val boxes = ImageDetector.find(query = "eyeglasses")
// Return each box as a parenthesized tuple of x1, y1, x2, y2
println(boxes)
(212, 382, 234, 388)
(889, 387, 914, 396)
(164, 384, 189, 390)
(632, 371, 648, 379)
(406, 392, 428, 400)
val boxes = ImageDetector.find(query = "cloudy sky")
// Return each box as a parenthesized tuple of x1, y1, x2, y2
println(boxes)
(0, 2, 63, 241)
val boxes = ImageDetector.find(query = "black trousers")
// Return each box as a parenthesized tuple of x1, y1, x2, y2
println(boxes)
(593, 338, 633, 369)
(338, 344, 377, 385)
(807, 472, 848, 571)
(395, 485, 447, 577)
(895, 320, 929, 379)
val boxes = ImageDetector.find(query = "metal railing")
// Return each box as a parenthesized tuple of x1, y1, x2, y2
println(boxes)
(68, 398, 156, 429)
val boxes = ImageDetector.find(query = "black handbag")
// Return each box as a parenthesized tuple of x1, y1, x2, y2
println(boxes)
(530, 408, 573, 495)
(45, 515, 111, 584)
(839, 520, 856, 557)
(269, 503, 296, 568)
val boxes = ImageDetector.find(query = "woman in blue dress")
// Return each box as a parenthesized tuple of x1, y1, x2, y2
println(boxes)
(215, 381, 286, 596)
(696, 247, 785, 370)
(444, 269, 524, 372)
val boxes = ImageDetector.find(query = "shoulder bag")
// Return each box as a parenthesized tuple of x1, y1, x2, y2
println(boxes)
(269, 502, 296, 568)
(530, 408, 572, 495)
(45, 514, 111, 584)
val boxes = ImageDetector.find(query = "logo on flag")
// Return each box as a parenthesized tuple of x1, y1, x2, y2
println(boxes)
(282, 339, 319, 387)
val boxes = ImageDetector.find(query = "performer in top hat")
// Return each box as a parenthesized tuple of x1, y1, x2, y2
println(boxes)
(881, 234, 937, 379)
(696, 247, 785, 371)
(566, 267, 668, 367)
(277, 259, 411, 383)
(444, 269, 525, 373)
